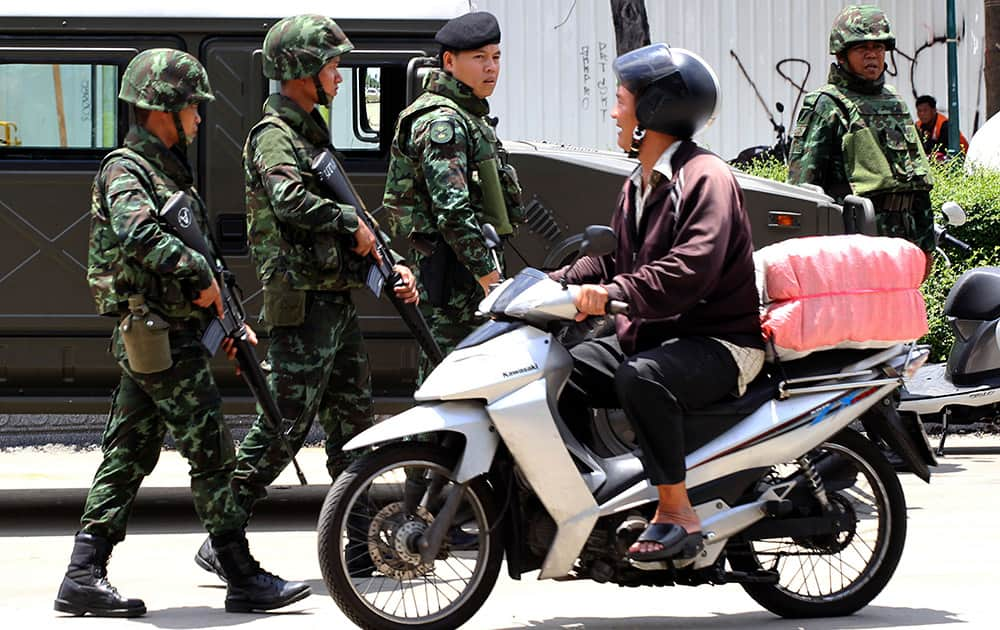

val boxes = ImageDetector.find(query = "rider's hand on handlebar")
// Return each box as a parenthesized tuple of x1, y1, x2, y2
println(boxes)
(193, 277, 224, 318)
(574, 284, 609, 321)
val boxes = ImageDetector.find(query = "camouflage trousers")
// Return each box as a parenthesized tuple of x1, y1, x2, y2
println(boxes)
(80, 329, 246, 543)
(231, 291, 373, 510)
(873, 190, 935, 253)
(415, 276, 487, 383)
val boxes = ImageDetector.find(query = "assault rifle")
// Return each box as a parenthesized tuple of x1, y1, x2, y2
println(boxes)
(158, 191, 308, 486)
(310, 149, 444, 364)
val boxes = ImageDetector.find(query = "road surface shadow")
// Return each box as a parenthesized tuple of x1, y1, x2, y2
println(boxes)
(498, 605, 963, 628)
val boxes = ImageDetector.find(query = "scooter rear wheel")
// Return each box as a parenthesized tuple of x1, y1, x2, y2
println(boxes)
(728, 429, 907, 618)
(317, 442, 503, 630)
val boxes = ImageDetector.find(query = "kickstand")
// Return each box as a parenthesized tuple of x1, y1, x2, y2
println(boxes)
(936, 408, 951, 457)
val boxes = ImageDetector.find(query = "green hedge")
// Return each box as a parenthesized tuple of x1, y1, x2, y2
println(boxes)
(739, 157, 1000, 361)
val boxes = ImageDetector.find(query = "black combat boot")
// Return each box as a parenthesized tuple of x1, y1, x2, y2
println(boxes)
(194, 536, 227, 583)
(211, 531, 311, 613)
(53, 532, 146, 618)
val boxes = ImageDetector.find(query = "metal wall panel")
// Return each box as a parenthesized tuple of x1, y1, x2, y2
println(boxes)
(478, 0, 986, 161)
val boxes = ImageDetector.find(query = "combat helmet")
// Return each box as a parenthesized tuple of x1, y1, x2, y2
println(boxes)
(263, 14, 353, 106)
(829, 4, 896, 55)
(119, 48, 214, 150)
(613, 44, 719, 154)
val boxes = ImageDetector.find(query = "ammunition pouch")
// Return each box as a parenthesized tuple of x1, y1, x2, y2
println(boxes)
(119, 295, 172, 374)
(261, 275, 306, 329)
(413, 234, 477, 308)
(497, 149, 525, 225)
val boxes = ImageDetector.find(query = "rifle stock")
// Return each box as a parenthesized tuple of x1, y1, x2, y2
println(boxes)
(310, 150, 444, 364)
(158, 191, 307, 486)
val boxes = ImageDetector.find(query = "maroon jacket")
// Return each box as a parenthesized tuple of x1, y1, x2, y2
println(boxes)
(554, 141, 763, 355)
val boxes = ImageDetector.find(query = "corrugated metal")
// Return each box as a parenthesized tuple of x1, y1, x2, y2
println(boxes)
(478, 0, 986, 161)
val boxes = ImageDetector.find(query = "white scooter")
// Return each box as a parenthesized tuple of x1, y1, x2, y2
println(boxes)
(316, 228, 932, 630)
(898, 202, 1000, 454)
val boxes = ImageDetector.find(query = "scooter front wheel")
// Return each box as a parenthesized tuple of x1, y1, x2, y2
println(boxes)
(317, 442, 503, 630)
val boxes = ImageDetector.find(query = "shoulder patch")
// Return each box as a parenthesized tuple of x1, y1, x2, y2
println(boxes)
(429, 120, 455, 145)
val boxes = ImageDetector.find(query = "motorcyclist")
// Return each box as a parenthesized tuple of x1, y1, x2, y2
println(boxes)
(552, 44, 764, 561)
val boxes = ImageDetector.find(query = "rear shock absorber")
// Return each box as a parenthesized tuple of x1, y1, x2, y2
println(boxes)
(796, 454, 831, 510)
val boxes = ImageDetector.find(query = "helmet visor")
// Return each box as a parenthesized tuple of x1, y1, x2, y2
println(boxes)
(613, 43, 679, 94)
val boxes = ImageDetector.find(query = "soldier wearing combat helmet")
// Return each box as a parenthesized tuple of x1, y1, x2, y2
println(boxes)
(55, 48, 309, 618)
(192, 14, 418, 581)
(383, 11, 525, 379)
(787, 4, 935, 278)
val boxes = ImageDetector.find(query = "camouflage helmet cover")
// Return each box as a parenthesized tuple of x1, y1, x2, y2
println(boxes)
(829, 4, 896, 55)
(263, 14, 354, 80)
(119, 48, 214, 112)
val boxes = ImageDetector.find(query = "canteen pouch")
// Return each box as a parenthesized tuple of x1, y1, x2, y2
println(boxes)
(119, 295, 172, 374)
(261, 276, 306, 328)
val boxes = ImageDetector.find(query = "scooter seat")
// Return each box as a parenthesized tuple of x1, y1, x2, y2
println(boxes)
(945, 267, 1000, 322)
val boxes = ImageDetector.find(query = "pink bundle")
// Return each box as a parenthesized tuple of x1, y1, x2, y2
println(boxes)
(755, 235, 929, 361)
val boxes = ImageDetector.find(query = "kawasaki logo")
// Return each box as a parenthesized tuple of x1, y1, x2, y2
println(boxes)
(502, 363, 538, 379)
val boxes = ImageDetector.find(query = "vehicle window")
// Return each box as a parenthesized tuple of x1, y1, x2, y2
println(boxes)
(0, 63, 118, 150)
(266, 65, 381, 153)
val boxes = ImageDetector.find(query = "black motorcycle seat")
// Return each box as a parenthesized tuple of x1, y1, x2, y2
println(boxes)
(945, 267, 1000, 321)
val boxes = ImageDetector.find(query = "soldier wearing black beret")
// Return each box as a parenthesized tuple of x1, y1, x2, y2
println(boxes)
(382, 11, 524, 380)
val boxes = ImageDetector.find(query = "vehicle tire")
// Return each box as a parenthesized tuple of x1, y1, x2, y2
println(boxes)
(728, 429, 907, 618)
(317, 442, 503, 630)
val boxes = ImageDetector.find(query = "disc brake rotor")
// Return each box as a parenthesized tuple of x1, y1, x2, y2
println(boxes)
(366, 502, 435, 580)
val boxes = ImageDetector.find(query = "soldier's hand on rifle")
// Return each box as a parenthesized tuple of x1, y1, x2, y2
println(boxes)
(352, 222, 382, 264)
(392, 264, 419, 304)
(221, 324, 258, 376)
(193, 277, 224, 318)
(478, 270, 501, 296)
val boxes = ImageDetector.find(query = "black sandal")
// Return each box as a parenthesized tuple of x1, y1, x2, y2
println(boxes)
(627, 522, 703, 561)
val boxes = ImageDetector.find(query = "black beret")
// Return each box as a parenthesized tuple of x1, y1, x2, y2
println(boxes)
(435, 11, 501, 51)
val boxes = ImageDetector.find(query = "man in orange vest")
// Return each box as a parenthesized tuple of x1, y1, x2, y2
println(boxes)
(915, 94, 968, 160)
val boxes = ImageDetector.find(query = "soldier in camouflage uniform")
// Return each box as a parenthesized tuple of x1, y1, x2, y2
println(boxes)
(787, 4, 935, 277)
(383, 11, 524, 379)
(54, 49, 310, 618)
(194, 15, 418, 581)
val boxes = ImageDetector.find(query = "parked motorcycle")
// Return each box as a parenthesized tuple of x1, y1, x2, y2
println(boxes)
(898, 202, 1000, 454)
(316, 228, 931, 629)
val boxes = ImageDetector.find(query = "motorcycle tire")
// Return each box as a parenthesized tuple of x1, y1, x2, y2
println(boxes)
(727, 428, 907, 618)
(317, 442, 503, 630)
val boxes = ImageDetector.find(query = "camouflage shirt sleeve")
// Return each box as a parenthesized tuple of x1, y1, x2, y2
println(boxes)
(251, 125, 359, 234)
(417, 113, 494, 279)
(103, 160, 213, 290)
(786, 93, 850, 199)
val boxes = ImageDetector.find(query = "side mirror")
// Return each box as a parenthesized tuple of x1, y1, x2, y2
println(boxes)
(842, 195, 877, 236)
(941, 201, 967, 227)
(580, 225, 617, 257)
(482, 223, 502, 249)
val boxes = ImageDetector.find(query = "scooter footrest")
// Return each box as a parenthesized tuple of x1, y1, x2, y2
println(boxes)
(720, 569, 780, 584)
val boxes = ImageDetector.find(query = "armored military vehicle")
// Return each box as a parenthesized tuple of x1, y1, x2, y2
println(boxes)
(0, 3, 847, 427)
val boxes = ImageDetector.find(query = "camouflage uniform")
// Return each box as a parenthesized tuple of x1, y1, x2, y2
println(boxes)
(787, 5, 934, 252)
(383, 69, 524, 377)
(232, 15, 372, 506)
(81, 52, 245, 543)
(57, 49, 312, 619)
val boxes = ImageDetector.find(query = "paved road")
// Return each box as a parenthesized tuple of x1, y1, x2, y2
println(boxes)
(1, 439, 997, 629)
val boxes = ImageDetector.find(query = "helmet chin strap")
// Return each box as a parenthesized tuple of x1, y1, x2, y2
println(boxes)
(628, 126, 646, 159)
(313, 75, 330, 107)
(171, 111, 188, 152)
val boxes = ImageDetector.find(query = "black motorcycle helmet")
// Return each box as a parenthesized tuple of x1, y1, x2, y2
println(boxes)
(613, 43, 719, 141)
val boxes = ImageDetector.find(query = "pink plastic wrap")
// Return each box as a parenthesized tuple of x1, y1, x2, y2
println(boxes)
(755, 235, 929, 360)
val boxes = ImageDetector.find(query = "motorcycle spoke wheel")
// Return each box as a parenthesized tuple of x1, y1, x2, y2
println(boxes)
(318, 443, 502, 630)
(729, 429, 907, 618)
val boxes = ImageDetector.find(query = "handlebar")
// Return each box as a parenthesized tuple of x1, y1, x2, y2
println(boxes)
(942, 232, 972, 252)
(608, 300, 630, 316)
